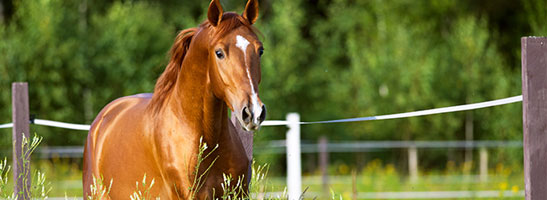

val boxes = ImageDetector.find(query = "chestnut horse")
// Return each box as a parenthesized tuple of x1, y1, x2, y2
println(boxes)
(83, 0, 266, 198)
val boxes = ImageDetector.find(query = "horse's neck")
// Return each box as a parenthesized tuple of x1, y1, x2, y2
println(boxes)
(167, 42, 229, 145)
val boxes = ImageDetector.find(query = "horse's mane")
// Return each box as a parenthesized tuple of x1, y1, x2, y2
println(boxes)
(148, 13, 257, 114)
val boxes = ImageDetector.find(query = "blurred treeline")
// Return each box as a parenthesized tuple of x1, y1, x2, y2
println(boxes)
(0, 0, 545, 174)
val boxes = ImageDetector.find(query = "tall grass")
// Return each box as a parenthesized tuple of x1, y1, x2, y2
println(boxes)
(87, 176, 112, 200)
(1, 134, 520, 200)
(130, 174, 155, 200)
(0, 134, 52, 199)
(190, 137, 284, 200)
(0, 134, 323, 199)
(188, 137, 220, 199)
(83, 137, 283, 200)
(0, 158, 13, 198)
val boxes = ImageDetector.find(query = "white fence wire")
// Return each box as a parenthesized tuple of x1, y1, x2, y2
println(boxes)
(263, 95, 522, 126)
(0, 123, 12, 129)
(0, 95, 523, 130)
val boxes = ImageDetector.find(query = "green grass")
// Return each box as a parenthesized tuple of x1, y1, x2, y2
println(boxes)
(0, 136, 525, 199)
(264, 160, 524, 199)
(33, 159, 523, 199)
(0, 159, 526, 199)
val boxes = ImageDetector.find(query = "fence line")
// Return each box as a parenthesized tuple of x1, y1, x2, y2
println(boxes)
(36, 146, 84, 158)
(0, 95, 523, 130)
(263, 95, 522, 126)
(0, 123, 12, 129)
(28, 139, 514, 197)
(33, 119, 91, 130)
(255, 140, 523, 154)
(18, 140, 521, 158)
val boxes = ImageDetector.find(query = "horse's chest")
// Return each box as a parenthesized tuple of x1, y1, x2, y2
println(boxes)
(198, 161, 248, 198)
(199, 149, 249, 193)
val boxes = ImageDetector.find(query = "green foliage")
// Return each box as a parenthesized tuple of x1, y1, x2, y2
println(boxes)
(256, 0, 525, 173)
(0, 0, 173, 146)
(524, 0, 547, 35)
(89, 1, 173, 104)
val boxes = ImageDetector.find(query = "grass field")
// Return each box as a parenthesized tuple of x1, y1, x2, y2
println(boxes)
(24, 158, 524, 199)
(0, 136, 525, 199)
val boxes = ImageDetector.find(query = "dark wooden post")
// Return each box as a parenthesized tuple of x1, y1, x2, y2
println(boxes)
(12, 82, 30, 199)
(318, 136, 329, 198)
(522, 37, 547, 200)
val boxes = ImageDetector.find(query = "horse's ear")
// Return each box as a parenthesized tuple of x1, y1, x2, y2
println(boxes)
(208, 0, 224, 26)
(242, 0, 259, 25)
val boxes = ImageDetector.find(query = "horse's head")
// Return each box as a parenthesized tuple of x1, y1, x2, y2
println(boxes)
(206, 0, 266, 131)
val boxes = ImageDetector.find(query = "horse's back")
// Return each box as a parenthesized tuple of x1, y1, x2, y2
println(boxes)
(83, 93, 159, 198)
(84, 93, 152, 158)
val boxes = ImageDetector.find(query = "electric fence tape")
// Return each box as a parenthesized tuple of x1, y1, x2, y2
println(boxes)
(0, 95, 523, 130)
(262, 95, 522, 126)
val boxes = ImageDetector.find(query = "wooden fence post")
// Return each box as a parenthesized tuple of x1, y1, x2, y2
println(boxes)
(318, 136, 329, 198)
(522, 37, 547, 200)
(12, 82, 30, 200)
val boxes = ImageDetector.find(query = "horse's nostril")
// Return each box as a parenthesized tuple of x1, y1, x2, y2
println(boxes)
(242, 107, 251, 123)
(258, 105, 266, 123)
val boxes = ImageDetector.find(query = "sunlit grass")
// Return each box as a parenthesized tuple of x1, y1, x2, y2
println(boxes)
(0, 134, 52, 199)
(130, 174, 154, 200)
(87, 175, 112, 200)
(3, 158, 525, 199)
(264, 159, 524, 199)
(0, 136, 525, 199)
(1, 155, 526, 199)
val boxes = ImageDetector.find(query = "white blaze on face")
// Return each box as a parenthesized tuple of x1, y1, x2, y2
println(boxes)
(236, 35, 250, 54)
(236, 35, 262, 123)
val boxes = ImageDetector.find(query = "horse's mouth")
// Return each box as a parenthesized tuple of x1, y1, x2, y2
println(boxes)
(237, 116, 262, 132)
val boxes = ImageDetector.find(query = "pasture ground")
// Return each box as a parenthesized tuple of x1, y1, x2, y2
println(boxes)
(2, 158, 524, 199)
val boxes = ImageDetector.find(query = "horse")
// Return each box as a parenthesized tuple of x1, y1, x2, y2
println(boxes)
(82, 0, 266, 198)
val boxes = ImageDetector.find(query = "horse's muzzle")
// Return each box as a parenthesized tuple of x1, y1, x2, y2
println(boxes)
(240, 104, 266, 131)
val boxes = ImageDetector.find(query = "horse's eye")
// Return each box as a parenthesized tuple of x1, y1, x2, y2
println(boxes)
(215, 50, 224, 59)
(259, 49, 264, 57)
